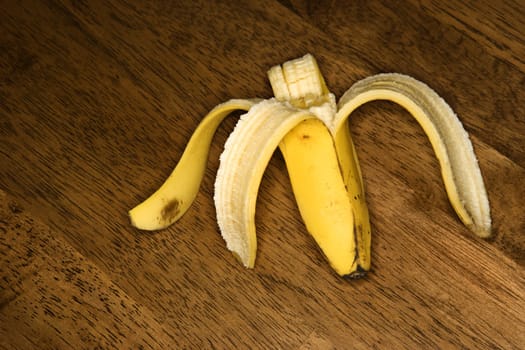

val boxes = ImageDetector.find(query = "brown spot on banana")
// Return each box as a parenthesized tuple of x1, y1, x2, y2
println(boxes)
(161, 199, 181, 223)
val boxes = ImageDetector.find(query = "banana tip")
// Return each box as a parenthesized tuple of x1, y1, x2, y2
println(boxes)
(471, 224, 492, 239)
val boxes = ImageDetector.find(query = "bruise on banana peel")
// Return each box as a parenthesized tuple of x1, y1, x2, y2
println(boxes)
(128, 53, 491, 278)
(160, 199, 181, 224)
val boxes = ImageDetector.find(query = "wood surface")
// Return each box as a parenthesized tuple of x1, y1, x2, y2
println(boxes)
(1, 0, 524, 348)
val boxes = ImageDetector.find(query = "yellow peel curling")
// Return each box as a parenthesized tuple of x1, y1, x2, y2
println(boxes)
(334, 74, 491, 237)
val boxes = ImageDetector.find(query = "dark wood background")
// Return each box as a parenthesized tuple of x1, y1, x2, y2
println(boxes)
(1, 0, 524, 348)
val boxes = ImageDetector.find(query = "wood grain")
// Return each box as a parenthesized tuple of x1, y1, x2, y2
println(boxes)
(0, 190, 175, 349)
(1, 0, 524, 348)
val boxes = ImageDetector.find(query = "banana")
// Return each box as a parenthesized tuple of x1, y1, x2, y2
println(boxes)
(279, 118, 362, 276)
(268, 55, 370, 276)
(214, 100, 315, 268)
(333, 74, 491, 237)
(129, 99, 256, 230)
(330, 121, 371, 272)
(129, 53, 491, 278)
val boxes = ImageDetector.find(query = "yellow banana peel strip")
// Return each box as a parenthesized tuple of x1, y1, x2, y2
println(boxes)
(214, 100, 316, 268)
(334, 74, 491, 237)
(129, 99, 256, 230)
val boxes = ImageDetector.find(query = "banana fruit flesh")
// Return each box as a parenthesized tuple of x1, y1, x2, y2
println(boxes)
(129, 53, 491, 277)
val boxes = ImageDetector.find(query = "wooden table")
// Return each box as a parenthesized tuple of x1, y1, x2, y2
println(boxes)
(1, 1, 524, 348)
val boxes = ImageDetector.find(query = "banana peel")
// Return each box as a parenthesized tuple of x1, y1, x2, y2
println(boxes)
(129, 54, 491, 277)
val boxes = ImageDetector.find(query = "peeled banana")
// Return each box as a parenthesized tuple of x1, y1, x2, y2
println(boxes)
(129, 53, 491, 277)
